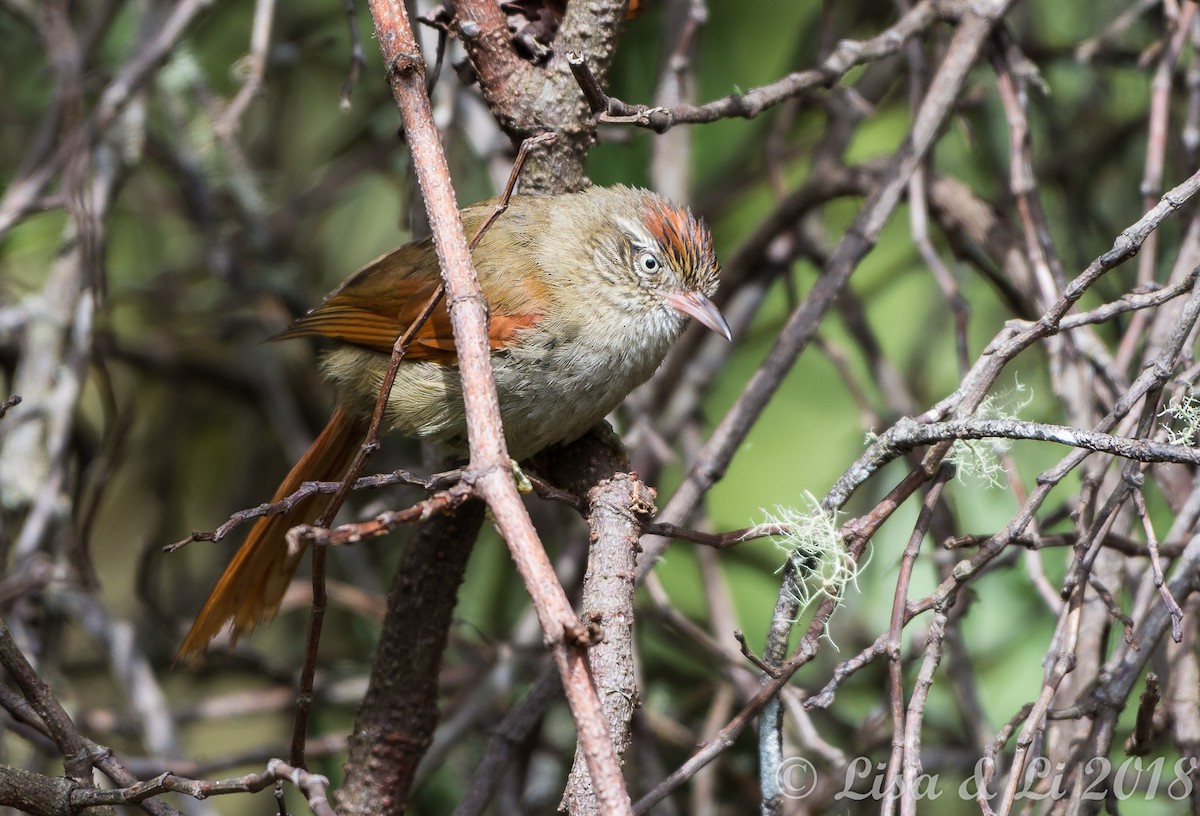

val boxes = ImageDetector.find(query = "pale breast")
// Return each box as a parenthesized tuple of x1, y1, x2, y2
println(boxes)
(324, 303, 682, 459)
(488, 332, 665, 458)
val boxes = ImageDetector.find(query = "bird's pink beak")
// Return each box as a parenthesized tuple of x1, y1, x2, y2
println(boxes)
(664, 290, 732, 341)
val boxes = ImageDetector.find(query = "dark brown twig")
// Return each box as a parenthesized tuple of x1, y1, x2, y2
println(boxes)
(165, 467, 450, 552)
(67, 759, 334, 815)
(946, 530, 1190, 559)
(1124, 673, 1162, 755)
(0, 618, 93, 783)
(566, 3, 936, 133)
(339, 497, 485, 814)
(0, 395, 20, 420)
(733, 630, 781, 678)
(339, 0, 366, 109)
(287, 481, 477, 550)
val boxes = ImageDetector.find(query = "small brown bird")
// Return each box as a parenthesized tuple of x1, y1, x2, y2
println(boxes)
(180, 185, 729, 659)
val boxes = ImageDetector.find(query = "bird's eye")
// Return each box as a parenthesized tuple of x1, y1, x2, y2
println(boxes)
(637, 251, 661, 274)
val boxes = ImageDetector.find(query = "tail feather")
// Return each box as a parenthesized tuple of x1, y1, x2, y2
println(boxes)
(178, 405, 365, 662)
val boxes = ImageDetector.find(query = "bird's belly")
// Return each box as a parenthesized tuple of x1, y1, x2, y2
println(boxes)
(325, 337, 664, 460)
(489, 344, 660, 459)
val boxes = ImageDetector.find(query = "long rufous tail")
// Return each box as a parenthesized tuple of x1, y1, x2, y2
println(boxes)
(178, 405, 366, 661)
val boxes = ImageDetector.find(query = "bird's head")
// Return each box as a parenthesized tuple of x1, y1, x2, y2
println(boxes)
(614, 189, 730, 341)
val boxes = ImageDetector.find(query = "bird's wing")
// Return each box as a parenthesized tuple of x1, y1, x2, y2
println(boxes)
(275, 212, 542, 360)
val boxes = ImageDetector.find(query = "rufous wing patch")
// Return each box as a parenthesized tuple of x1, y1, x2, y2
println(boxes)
(276, 262, 543, 359)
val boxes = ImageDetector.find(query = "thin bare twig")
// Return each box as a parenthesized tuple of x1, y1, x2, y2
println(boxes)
(213, 0, 276, 137)
(339, 0, 366, 109)
(1132, 490, 1185, 640)
(0, 395, 21, 420)
(566, 2, 937, 133)
(0, 618, 93, 782)
(69, 759, 334, 815)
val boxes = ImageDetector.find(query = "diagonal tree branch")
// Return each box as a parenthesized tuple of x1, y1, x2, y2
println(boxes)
(360, 1, 634, 812)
